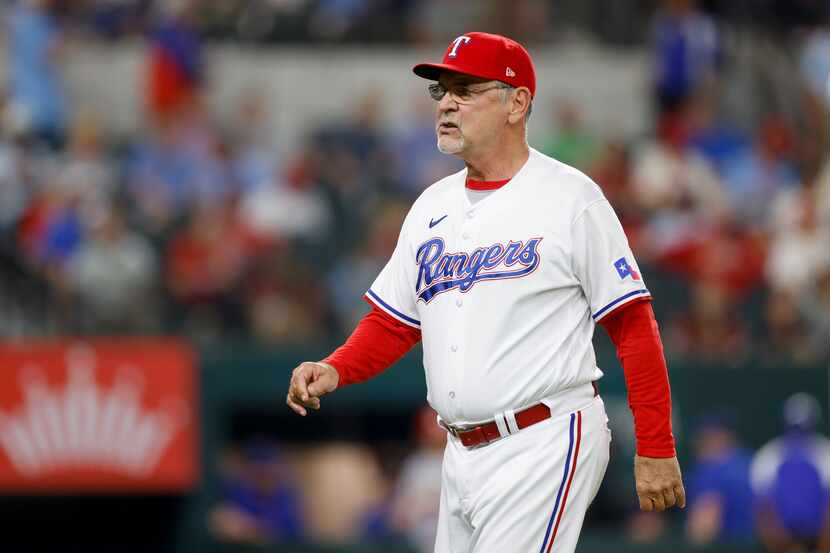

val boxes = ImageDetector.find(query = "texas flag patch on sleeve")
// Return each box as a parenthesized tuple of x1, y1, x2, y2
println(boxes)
(614, 257, 641, 281)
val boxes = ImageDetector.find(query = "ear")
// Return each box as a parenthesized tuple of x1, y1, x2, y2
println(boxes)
(507, 88, 532, 125)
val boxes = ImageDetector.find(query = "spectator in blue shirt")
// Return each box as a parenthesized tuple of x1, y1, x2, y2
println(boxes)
(651, 0, 721, 113)
(7, 0, 69, 148)
(209, 439, 304, 544)
(685, 413, 755, 545)
(751, 393, 830, 553)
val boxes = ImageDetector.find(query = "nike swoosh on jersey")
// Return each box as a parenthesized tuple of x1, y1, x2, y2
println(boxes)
(428, 215, 448, 228)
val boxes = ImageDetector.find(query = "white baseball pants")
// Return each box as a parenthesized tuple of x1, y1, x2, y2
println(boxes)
(434, 393, 611, 553)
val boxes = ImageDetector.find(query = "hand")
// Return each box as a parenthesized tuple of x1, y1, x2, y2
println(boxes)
(634, 455, 686, 512)
(286, 361, 339, 416)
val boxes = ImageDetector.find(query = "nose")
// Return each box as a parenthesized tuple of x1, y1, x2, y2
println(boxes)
(437, 91, 458, 114)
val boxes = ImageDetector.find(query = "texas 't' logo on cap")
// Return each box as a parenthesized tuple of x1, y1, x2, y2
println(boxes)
(412, 32, 537, 98)
(448, 36, 471, 57)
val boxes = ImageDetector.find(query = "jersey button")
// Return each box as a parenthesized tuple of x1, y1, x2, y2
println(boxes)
(466, 211, 474, 219)
(462, 232, 470, 239)
(449, 391, 455, 399)
(455, 299, 463, 307)
(451, 344, 458, 352)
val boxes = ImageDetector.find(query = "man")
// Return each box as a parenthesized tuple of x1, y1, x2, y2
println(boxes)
(288, 32, 685, 553)
(7, 0, 68, 147)
(685, 413, 754, 545)
(751, 393, 830, 553)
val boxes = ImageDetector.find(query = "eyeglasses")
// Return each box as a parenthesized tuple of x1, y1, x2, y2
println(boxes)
(428, 82, 513, 103)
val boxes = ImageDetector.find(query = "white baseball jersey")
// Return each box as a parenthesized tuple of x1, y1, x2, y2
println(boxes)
(366, 147, 650, 426)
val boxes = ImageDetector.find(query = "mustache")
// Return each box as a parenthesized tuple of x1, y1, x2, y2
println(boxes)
(436, 120, 459, 129)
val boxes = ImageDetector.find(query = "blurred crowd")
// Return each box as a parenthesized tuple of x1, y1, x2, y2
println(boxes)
(2, 0, 829, 45)
(209, 406, 446, 551)
(624, 392, 830, 553)
(2, 0, 830, 368)
(209, 394, 830, 553)
(0, 0, 595, 45)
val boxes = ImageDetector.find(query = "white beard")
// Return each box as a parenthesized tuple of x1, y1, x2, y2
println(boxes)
(437, 134, 465, 155)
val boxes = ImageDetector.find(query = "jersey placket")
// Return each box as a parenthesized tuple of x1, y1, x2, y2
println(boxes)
(446, 203, 479, 421)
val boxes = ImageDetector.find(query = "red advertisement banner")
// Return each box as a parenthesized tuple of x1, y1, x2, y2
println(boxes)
(0, 339, 198, 493)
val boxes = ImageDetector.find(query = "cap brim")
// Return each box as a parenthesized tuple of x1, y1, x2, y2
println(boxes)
(412, 62, 491, 82)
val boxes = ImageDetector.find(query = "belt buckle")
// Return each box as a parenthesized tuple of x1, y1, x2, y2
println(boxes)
(441, 420, 459, 438)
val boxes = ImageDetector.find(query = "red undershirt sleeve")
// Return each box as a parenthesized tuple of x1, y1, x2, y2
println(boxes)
(598, 298, 676, 458)
(322, 300, 422, 387)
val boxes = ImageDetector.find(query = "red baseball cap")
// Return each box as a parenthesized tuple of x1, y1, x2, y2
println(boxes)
(413, 32, 537, 98)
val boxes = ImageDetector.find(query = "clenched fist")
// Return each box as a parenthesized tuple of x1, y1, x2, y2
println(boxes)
(286, 361, 340, 416)
(634, 455, 686, 512)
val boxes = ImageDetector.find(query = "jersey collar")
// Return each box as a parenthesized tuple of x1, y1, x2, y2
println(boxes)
(465, 177, 511, 190)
